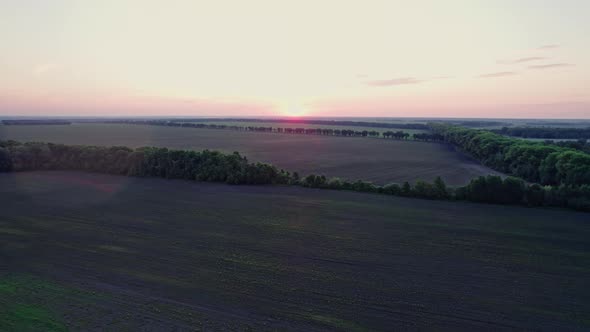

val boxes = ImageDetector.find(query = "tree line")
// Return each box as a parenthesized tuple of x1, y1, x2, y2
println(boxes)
(430, 120, 508, 128)
(299, 173, 586, 209)
(494, 126, 590, 139)
(429, 124, 590, 210)
(1, 140, 588, 211)
(0, 140, 291, 185)
(102, 120, 447, 141)
(152, 118, 430, 130)
(2, 120, 72, 125)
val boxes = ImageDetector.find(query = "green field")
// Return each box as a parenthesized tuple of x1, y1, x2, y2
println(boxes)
(1, 171, 589, 331)
(0, 123, 501, 186)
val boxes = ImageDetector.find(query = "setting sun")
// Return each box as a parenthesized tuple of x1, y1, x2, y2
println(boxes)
(279, 103, 309, 117)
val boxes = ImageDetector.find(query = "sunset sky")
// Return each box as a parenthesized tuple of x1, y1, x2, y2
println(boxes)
(1, 0, 589, 118)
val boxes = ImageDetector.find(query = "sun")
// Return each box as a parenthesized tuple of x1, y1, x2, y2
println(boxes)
(279, 103, 309, 117)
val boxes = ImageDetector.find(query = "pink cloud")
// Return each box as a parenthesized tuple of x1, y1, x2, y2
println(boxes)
(478, 71, 518, 78)
(528, 63, 574, 69)
(498, 57, 545, 64)
(366, 77, 424, 87)
(537, 44, 560, 50)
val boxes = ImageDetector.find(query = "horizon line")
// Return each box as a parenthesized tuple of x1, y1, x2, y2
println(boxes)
(2, 115, 590, 121)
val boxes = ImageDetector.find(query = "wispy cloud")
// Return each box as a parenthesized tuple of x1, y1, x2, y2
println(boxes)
(498, 57, 545, 64)
(366, 77, 424, 87)
(33, 63, 59, 76)
(529, 63, 574, 69)
(537, 44, 559, 50)
(478, 71, 518, 78)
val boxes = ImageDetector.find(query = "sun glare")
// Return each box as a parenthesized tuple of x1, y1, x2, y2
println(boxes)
(280, 103, 309, 117)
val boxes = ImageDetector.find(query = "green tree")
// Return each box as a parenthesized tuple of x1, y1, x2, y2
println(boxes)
(382, 183, 401, 195)
(413, 180, 435, 199)
(0, 147, 12, 172)
(401, 182, 412, 196)
(433, 176, 449, 199)
(327, 177, 343, 189)
(525, 184, 545, 206)
(501, 177, 525, 204)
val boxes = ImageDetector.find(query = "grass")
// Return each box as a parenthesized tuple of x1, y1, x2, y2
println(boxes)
(1, 171, 589, 331)
(1, 304, 67, 332)
(0, 123, 502, 185)
(0, 276, 68, 332)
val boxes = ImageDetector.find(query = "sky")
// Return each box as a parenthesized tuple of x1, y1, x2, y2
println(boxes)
(0, 0, 589, 118)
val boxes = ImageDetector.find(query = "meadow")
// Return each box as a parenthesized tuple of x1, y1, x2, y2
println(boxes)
(0, 123, 501, 185)
(1, 171, 589, 331)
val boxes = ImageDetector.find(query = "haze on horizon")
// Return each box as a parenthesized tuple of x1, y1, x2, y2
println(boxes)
(1, 0, 589, 119)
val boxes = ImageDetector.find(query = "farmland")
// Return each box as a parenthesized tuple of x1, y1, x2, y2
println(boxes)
(1, 171, 589, 331)
(179, 120, 429, 135)
(0, 123, 501, 185)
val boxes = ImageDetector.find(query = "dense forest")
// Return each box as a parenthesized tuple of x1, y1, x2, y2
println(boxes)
(494, 126, 590, 139)
(430, 124, 590, 185)
(547, 139, 590, 154)
(1, 140, 588, 211)
(2, 120, 72, 125)
(429, 124, 590, 210)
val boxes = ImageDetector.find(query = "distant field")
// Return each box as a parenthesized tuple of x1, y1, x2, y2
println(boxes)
(493, 133, 582, 142)
(469, 120, 590, 130)
(0, 123, 501, 185)
(1, 172, 589, 331)
(516, 137, 582, 142)
(185, 121, 428, 135)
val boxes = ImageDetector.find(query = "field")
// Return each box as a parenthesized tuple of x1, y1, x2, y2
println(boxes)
(0, 123, 501, 186)
(517, 137, 582, 142)
(1, 171, 589, 331)
(184, 121, 429, 135)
